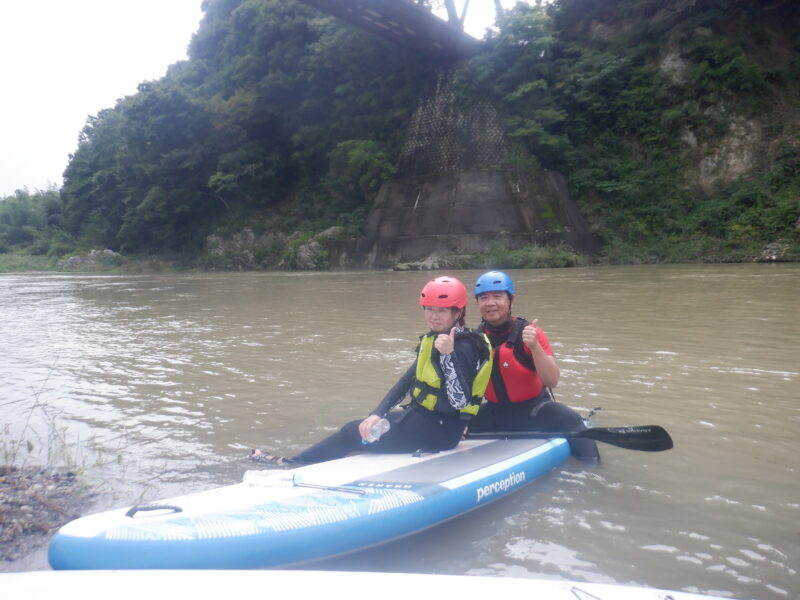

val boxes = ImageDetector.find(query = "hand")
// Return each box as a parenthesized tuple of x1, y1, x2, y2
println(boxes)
(434, 327, 456, 355)
(523, 319, 560, 388)
(358, 415, 382, 441)
(522, 319, 540, 351)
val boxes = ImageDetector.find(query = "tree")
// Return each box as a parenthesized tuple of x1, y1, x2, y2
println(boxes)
(58, 0, 433, 254)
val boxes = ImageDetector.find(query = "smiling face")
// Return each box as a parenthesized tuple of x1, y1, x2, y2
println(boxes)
(423, 306, 459, 333)
(476, 291, 513, 327)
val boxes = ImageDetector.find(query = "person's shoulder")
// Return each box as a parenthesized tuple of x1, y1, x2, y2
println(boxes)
(455, 327, 490, 356)
(455, 326, 483, 338)
(454, 327, 483, 345)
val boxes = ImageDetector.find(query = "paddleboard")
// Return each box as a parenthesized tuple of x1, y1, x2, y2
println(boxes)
(0, 569, 732, 600)
(49, 438, 570, 570)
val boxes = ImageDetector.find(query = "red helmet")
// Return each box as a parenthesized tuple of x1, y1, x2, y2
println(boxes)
(418, 276, 467, 309)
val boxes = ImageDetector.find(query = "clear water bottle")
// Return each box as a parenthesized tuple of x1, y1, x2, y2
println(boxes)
(362, 418, 391, 444)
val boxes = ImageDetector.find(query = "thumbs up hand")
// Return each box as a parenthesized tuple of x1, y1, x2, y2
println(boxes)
(435, 327, 456, 355)
(522, 319, 540, 351)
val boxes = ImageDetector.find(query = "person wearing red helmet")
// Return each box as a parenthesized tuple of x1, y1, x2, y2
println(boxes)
(249, 276, 492, 465)
(468, 270, 600, 461)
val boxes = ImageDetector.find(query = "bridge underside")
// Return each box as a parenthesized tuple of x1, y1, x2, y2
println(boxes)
(299, 0, 482, 62)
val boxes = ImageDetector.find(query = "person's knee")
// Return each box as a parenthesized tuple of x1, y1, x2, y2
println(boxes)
(533, 402, 585, 431)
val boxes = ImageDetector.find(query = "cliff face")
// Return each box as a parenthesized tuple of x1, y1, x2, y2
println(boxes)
(665, 1, 797, 191)
(559, 0, 800, 191)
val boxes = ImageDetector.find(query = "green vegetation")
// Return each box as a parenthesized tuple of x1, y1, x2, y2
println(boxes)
(0, 188, 71, 260)
(444, 243, 588, 270)
(2, 0, 798, 270)
(458, 0, 800, 264)
(56, 0, 432, 259)
(0, 253, 59, 272)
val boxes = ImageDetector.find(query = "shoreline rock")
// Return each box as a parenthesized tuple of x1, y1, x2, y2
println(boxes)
(0, 466, 91, 567)
(57, 248, 126, 271)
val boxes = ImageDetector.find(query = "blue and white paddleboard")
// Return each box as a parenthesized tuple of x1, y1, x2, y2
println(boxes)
(0, 570, 731, 600)
(49, 438, 569, 570)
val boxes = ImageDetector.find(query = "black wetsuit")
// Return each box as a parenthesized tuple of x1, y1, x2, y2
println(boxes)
(288, 329, 483, 465)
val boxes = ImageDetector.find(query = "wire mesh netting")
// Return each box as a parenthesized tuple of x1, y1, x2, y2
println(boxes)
(396, 70, 514, 177)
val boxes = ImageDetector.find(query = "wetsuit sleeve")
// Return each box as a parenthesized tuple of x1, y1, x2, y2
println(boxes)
(370, 362, 416, 417)
(439, 354, 467, 409)
(439, 335, 481, 413)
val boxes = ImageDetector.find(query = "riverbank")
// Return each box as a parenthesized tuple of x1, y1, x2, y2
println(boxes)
(1, 239, 798, 275)
(0, 466, 90, 566)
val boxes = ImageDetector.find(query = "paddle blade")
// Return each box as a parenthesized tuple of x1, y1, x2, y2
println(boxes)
(577, 425, 673, 452)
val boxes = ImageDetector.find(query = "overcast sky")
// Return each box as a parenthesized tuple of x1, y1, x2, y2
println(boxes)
(0, 0, 524, 198)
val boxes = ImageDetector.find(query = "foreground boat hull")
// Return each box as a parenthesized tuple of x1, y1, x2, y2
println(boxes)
(49, 438, 569, 570)
(1, 570, 731, 600)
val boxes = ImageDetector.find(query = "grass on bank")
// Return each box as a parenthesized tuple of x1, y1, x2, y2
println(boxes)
(445, 243, 590, 270)
(2, 384, 159, 506)
(0, 253, 59, 272)
(3, 233, 798, 274)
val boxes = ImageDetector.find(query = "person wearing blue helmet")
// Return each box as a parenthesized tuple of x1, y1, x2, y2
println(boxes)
(469, 271, 599, 461)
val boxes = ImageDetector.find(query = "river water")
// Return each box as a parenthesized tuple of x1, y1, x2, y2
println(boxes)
(1, 265, 797, 598)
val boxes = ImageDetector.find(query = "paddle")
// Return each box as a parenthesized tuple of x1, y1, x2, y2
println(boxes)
(467, 425, 673, 452)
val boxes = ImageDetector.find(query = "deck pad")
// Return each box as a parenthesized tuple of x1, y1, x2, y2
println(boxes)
(354, 438, 550, 484)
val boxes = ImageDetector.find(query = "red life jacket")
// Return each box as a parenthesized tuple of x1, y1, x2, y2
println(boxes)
(481, 317, 543, 404)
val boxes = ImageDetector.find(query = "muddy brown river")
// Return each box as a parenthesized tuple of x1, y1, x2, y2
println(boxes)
(1, 264, 797, 599)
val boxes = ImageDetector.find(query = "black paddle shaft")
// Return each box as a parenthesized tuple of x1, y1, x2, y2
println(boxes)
(466, 425, 673, 452)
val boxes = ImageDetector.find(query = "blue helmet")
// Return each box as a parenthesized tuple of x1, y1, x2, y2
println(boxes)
(474, 271, 515, 297)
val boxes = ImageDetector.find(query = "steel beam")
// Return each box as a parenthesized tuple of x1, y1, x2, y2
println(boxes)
(299, 0, 483, 62)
